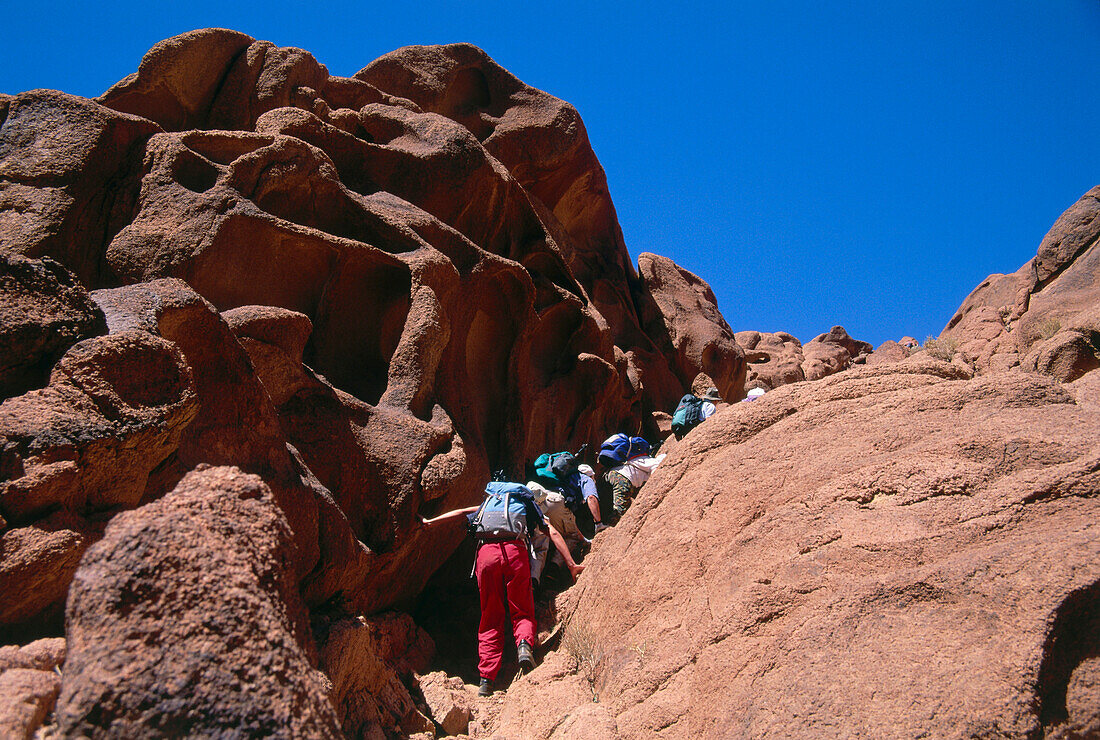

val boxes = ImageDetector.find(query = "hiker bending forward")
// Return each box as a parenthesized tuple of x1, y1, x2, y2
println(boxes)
(604, 452, 666, 520)
(422, 482, 583, 696)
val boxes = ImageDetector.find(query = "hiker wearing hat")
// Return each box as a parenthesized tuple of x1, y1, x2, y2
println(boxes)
(422, 481, 584, 696)
(670, 388, 722, 440)
(700, 387, 722, 417)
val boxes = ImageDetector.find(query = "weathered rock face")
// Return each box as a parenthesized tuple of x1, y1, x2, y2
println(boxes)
(57, 466, 340, 738)
(0, 253, 107, 400)
(0, 267, 198, 636)
(495, 359, 1100, 738)
(0, 638, 65, 740)
(636, 252, 745, 407)
(315, 612, 436, 737)
(0, 91, 160, 287)
(735, 325, 871, 392)
(0, 31, 748, 621)
(943, 185, 1100, 376)
(0, 29, 757, 737)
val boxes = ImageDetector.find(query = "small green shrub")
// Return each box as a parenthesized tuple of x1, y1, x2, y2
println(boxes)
(923, 335, 958, 362)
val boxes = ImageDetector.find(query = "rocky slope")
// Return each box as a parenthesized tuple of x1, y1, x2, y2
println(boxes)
(941, 185, 1100, 379)
(484, 192, 1100, 738)
(496, 356, 1100, 739)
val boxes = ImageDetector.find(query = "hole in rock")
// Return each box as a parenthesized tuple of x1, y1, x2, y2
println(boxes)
(521, 251, 584, 309)
(1036, 580, 1100, 729)
(172, 149, 219, 193)
(445, 67, 492, 113)
(307, 257, 411, 406)
(86, 337, 189, 410)
(186, 215, 339, 318)
(353, 123, 375, 143)
(180, 131, 274, 166)
(247, 155, 407, 250)
(441, 67, 495, 140)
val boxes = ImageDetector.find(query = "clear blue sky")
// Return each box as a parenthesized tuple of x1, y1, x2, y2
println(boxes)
(4, 1, 1100, 345)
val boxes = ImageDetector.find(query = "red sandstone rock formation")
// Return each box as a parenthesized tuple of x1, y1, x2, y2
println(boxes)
(57, 466, 340, 738)
(494, 358, 1100, 737)
(0, 30, 751, 736)
(3, 27, 1099, 740)
(736, 325, 871, 392)
(0, 639, 65, 739)
(942, 185, 1100, 377)
(635, 253, 746, 407)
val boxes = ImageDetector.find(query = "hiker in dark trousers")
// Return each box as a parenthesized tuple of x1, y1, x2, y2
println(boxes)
(422, 483, 583, 696)
(595, 434, 663, 521)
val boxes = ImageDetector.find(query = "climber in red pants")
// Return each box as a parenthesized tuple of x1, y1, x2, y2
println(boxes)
(423, 481, 584, 696)
(474, 539, 537, 684)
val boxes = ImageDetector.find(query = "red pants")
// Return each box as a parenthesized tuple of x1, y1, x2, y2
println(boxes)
(474, 540, 537, 681)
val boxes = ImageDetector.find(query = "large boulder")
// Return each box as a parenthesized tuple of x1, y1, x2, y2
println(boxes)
(56, 466, 340, 738)
(636, 252, 746, 407)
(0, 253, 107, 400)
(495, 360, 1100, 738)
(0, 91, 160, 285)
(801, 325, 871, 381)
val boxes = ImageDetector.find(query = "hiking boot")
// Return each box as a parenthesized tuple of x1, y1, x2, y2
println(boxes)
(594, 522, 609, 534)
(478, 677, 493, 696)
(517, 640, 535, 672)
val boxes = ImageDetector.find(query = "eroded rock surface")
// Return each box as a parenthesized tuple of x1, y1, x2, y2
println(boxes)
(57, 466, 340, 738)
(0, 30, 755, 738)
(0, 33, 748, 626)
(636, 252, 745, 406)
(736, 325, 871, 392)
(0, 253, 107, 400)
(495, 359, 1100, 738)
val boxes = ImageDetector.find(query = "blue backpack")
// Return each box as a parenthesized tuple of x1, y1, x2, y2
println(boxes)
(597, 433, 650, 467)
(470, 482, 534, 541)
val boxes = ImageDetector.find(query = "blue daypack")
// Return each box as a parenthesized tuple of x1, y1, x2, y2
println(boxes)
(597, 433, 650, 467)
(470, 482, 534, 541)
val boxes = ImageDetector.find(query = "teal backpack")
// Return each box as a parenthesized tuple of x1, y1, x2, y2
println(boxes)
(671, 394, 705, 438)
